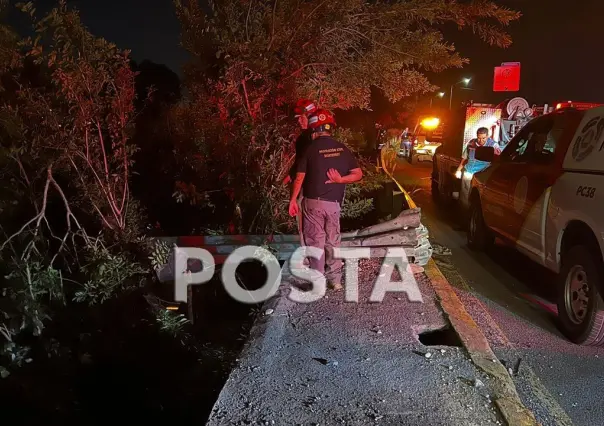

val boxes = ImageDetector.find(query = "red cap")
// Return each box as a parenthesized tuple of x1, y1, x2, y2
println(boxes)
(294, 99, 318, 117)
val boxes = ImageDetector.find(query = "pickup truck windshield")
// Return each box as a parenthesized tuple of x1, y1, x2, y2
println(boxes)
(500, 114, 565, 165)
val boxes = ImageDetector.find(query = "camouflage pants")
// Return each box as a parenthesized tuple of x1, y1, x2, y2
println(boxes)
(301, 198, 343, 284)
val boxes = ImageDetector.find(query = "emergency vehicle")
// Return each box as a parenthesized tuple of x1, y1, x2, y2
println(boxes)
(431, 98, 554, 211)
(400, 115, 444, 162)
(466, 105, 604, 346)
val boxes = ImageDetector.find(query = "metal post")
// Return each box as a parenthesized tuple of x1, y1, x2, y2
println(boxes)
(449, 84, 454, 110)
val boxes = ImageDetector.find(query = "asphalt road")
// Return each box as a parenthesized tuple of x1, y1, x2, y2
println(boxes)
(209, 260, 508, 426)
(394, 157, 604, 426)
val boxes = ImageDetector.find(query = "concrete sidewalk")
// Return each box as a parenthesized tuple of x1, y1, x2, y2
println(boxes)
(207, 259, 506, 426)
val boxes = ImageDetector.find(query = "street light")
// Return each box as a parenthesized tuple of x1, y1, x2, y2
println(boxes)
(429, 92, 446, 108)
(449, 78, 471, 110)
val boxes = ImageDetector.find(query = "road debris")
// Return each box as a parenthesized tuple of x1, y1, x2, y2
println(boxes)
(409, 264, 425, 274)
(432, 243, 452, 256)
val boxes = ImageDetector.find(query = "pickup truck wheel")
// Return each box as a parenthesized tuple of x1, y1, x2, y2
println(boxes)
(556, 246, 604, 346)
(467, 198, 494, 250)
(432, 177, 456, 207)
(431, 177, 440, 204)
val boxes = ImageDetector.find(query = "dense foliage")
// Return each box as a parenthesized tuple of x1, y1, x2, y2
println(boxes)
(171, 0, 520, 233)
(0, 1, 162, 376)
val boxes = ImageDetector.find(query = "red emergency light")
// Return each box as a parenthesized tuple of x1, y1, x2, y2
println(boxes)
(555, 101, 602, 111)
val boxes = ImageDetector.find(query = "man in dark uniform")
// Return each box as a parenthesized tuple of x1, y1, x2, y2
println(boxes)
(283, 99, 317, 185)
(288, 109, 363, 290)
(284, 99, 317, 253)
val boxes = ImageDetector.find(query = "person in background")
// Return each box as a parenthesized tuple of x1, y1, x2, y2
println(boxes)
(455, 127, 501, 178)
(288, 110, 363, 291)
(284, 99, 317, 185)
(284, 99, 317, 253)
(401, 127, 411, 154)
(529, 127, 559, 163)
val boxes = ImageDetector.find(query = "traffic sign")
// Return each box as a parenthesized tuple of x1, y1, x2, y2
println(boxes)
(493, 64, 521, 92)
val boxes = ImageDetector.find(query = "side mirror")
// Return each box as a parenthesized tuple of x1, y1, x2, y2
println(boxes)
(475, 146, 495, 162)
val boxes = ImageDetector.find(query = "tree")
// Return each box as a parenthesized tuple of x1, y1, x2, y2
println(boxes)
(175, 0, 521, 108)
(171, 0, 520, 233)
(2, 1, 140, 234)
(0, 1, 147, 371)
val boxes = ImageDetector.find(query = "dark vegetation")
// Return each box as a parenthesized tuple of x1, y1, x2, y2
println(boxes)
(0, 0, 519, 423)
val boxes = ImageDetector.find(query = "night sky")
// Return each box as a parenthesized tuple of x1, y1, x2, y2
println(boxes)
(22, 0, 604, 106)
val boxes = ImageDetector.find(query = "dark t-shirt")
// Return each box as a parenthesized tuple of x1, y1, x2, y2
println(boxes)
(288, 129, 313, 181)
(296, 136, 359, 203)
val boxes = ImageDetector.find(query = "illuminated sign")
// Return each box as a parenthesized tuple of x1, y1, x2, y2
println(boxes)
(493, 64, 521, 92)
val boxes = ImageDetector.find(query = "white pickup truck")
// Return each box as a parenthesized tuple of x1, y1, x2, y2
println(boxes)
(467, 106, 604, 346)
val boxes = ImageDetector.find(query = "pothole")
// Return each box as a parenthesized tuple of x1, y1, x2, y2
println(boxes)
(418, 326, 463, 347)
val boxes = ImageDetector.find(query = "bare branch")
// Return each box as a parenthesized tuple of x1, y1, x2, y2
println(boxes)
(1, 171, 51, 253)
(339, 27, 419, 60)
(245, 0, 253, 42)
(284, 62, 330, 80)
(286, 0, 330, 51)
(267, 0, 278, 51)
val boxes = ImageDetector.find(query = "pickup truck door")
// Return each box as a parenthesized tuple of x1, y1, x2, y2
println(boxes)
(478, 122, 539, 237)
(478, 162, 511, 236)
(500, 115, 566, 263)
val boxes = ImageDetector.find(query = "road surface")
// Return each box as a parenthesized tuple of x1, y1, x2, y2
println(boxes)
(394, 157, 604, 426)
(208, 260, 508, 426)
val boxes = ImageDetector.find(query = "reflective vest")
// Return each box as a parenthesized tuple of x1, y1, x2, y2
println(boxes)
(465, 138, 498, 174)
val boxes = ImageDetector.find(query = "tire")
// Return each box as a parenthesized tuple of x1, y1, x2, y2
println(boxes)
(431, 156, 441, 204)
(556, 245, 604, 346)
(441, 175, 454, 206)
(431, 175, 440, 204)
(467, 196, 494, 251)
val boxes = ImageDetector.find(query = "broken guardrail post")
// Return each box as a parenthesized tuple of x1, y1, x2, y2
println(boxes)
(341, 208, 421, 239)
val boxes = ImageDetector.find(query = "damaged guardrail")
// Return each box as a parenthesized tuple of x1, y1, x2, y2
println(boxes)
(340, 207, 431, 265)
(152, 206, 432, 286)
